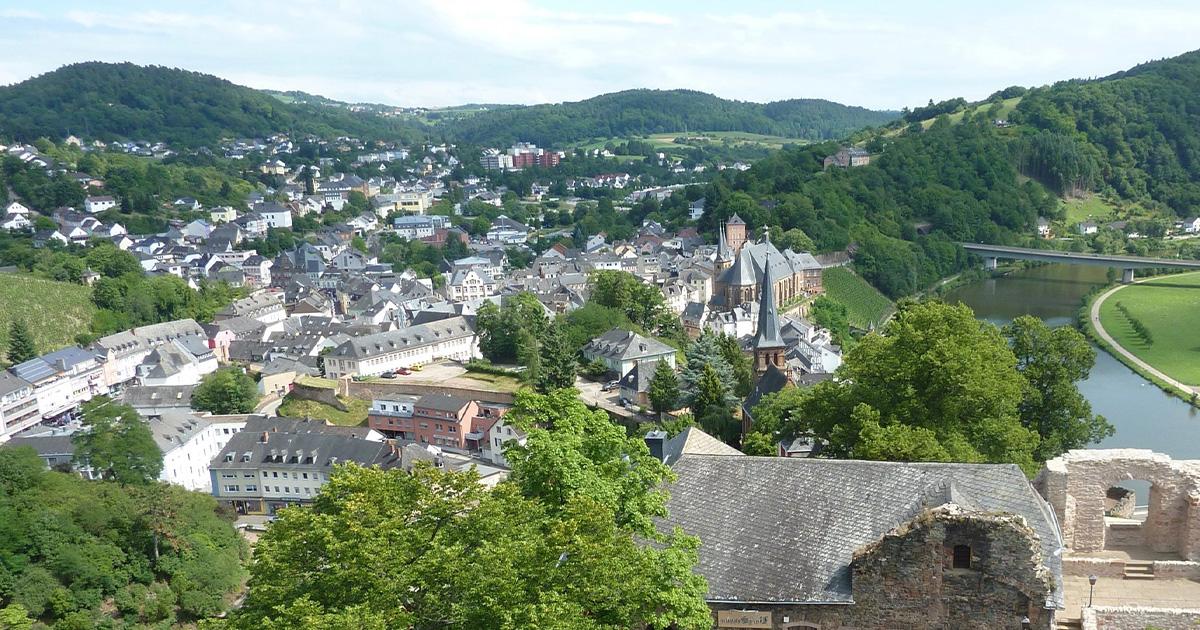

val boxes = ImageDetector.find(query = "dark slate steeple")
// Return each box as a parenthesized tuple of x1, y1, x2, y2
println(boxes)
(754, 251, 784, 351)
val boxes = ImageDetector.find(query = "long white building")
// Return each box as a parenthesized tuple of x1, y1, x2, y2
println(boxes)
(323, 316, 478, 378)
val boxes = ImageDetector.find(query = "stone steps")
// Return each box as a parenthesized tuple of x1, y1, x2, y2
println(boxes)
(1124, 560, 1155, 580)
(1056, 617, 1082, 630)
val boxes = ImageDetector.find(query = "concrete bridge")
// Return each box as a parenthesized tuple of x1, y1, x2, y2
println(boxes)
(960, 243, 1200, 283)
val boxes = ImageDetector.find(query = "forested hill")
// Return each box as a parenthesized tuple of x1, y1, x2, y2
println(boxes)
(0, 62, 427, 146)
(1009, 49, 1200, 214)
(442, 89, 900, 146)
(700, 48, 1200, 298)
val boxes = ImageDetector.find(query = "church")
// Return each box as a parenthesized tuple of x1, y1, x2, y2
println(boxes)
(711, 214, 824, 311)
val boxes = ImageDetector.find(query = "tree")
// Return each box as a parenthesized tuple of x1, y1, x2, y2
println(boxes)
(810, 295, 853, 348)
(475, 293, 549, 364)
(690, 364, 730, 420)
(648, 360, 680, 415)
(0, 604, 33, 630)
(192, 367, 259, 415)
(795, 301, 1040, 474)
(6, 319, 36, 364)
(715, 333, 752, 399)
(680, 332, 736, 413)
(223, 389, 711, 630)
(1003, 315, 1114, 460)
(72, 397, 163, 484)
(534, 320, 577, 393)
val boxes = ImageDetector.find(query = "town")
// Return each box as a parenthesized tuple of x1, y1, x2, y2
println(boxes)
(3, 7, 1200, 630)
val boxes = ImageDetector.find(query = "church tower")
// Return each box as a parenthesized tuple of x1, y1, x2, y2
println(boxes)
(715, 221, 733, 273)
(753, 252, 786, 375)
(725, 214, 747, 254)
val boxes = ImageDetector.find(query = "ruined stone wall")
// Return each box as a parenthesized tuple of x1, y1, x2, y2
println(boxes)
(706, 508, 1055, 629)
(1036, 450, 1200, 559)
(1083, 606, 1200, 630)
(345, 380, 516, 405)
(287, 382, 348, 411)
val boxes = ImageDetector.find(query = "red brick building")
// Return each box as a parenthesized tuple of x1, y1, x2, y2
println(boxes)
(410, 394, 479, 450)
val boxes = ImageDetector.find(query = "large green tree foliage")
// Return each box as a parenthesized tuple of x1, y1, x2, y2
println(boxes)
(587, 271, 682, 341)
(535, 320, 578, 393)
(222, 389, 710, 630)
(0, 447, 247, 627)
(648, 360, 681, 414)
(809, 295, 853, 348)
(475, 292, 549, 364)
(679, 332, 737, 414)
(1003, 315, 1113, 461)
(72, 397, 163, 485)
(192, 367, 259, 415)
(5, 320, 36, 365)
(795, 301, 1040, 473)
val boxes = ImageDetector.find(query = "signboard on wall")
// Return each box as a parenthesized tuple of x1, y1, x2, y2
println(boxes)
(717, 609, 772, 628)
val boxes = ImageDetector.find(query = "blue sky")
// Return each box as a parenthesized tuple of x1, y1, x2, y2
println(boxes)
(2, 0, 1198, 109)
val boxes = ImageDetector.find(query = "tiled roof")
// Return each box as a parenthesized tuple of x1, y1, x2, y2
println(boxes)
(663, 456, 1063, 606)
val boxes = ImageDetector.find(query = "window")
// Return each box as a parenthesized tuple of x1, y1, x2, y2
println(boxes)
(246, 485, 258, 492)
(222, 473, 236, 478)
(952, 545, 972, 569)
(243, 473, 255, 478)
(272, 472, 279, 478)
(224, 485, 239, 492)
(284, 486, 291, 493)
(262, 471, 269, 477)
(302, 473, 309, 479)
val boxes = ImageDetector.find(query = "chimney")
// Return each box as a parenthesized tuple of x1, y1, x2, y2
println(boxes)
(644, 430, 667, 463)
(260, 431, 269, 443)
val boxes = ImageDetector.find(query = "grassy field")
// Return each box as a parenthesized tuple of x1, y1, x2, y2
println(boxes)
(918, 96, 1023, 129)
(277, 395, 370, 426)
(0, 273, 95, 363)
(572, 130, 808, 153)
(822, 267, 894, 329)
(457, 371, 523, 392)
(1062, 195, 1119, 224)
(1097, 272, 1200, 386)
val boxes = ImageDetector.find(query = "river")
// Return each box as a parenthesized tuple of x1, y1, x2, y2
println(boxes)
(944, 264, 1200, 459)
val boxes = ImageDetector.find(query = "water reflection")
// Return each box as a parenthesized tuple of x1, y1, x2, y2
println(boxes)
(945, 264, 1200, 459)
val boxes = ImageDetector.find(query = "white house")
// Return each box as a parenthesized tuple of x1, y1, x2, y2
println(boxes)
(486, 215, 530, 244)
(151, 410, 249, 492)
(92, 319, 208, 387)
(446, 268, 499, 302)
(136, 336, 220, 387)
(1180, 217, 1200, 234)
(0, 371, 40, 443)
(393, 215, 436, 240)
(210, 206, 238, 224)
(1077, 221, 1099, 235)
(84, 195, 117, 214)
(255, 202, 293, 230)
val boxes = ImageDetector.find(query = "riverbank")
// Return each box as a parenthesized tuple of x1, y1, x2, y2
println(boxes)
(1082, 275, 1200, 406)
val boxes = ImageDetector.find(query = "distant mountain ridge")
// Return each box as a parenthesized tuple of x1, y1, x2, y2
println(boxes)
(441, 89, 901, 146)
(0, 62, 426, 147)
(0, 63, 898, 148)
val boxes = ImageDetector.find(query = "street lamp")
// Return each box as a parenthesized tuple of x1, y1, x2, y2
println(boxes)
(1088, 574, 1098, 607)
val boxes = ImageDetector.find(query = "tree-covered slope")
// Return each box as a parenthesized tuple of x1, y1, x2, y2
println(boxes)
(1010, 50, 1200, 214)
(443, 89, 900, 146)
(0, 62, 426, 146)
(699, 48, 1200, 298)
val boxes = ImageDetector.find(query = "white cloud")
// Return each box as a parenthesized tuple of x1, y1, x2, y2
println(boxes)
(2, 1, 1198, 109)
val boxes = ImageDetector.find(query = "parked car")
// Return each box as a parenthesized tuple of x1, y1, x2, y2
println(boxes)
(380, 371, 396, 378)
(601, 380, 619, 392)
(410, 364, 423, 372)
(396, 367, 411, 375)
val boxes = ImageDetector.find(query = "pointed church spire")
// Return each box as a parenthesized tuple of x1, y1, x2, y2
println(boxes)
(754, 252, 784, 351)
(717, 221, 731, 261)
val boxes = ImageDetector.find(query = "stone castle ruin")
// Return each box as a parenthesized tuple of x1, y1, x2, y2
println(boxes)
(1036, 449, 1200, 559)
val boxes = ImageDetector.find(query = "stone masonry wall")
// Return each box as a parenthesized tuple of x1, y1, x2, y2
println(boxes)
(707, 508, 1055, 629)
(1083, 606, 1200, 630)
(1037, 450, 1200, 559)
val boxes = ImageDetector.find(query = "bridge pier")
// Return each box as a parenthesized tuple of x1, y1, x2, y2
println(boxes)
(984, 257, 999, 271)
(1122, 268, 1135, 284)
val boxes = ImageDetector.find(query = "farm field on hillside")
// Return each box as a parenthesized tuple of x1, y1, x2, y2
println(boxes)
(822, 267, 894, 330)
(1097, 272, 1200, 386)
(0, 273, 95, 363)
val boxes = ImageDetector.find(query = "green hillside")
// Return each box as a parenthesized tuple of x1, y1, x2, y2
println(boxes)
(698, 48, 1200, 298)
(443, 89, 900, 147)
(822, 267, 894, 329)
(0, 273, 95, 363)
(0, 62, 428, 146)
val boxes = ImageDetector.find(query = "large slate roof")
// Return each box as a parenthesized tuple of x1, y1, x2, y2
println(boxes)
(663, 455, 1063, 607)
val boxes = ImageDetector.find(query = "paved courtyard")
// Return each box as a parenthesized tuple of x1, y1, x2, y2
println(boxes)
(1062, 575, 1200, 612)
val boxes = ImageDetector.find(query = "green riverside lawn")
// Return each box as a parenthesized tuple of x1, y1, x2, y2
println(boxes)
(1098, 271, 1200, 386)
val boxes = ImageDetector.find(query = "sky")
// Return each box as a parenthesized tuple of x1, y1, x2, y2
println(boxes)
(2, 0, 1199, 110)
